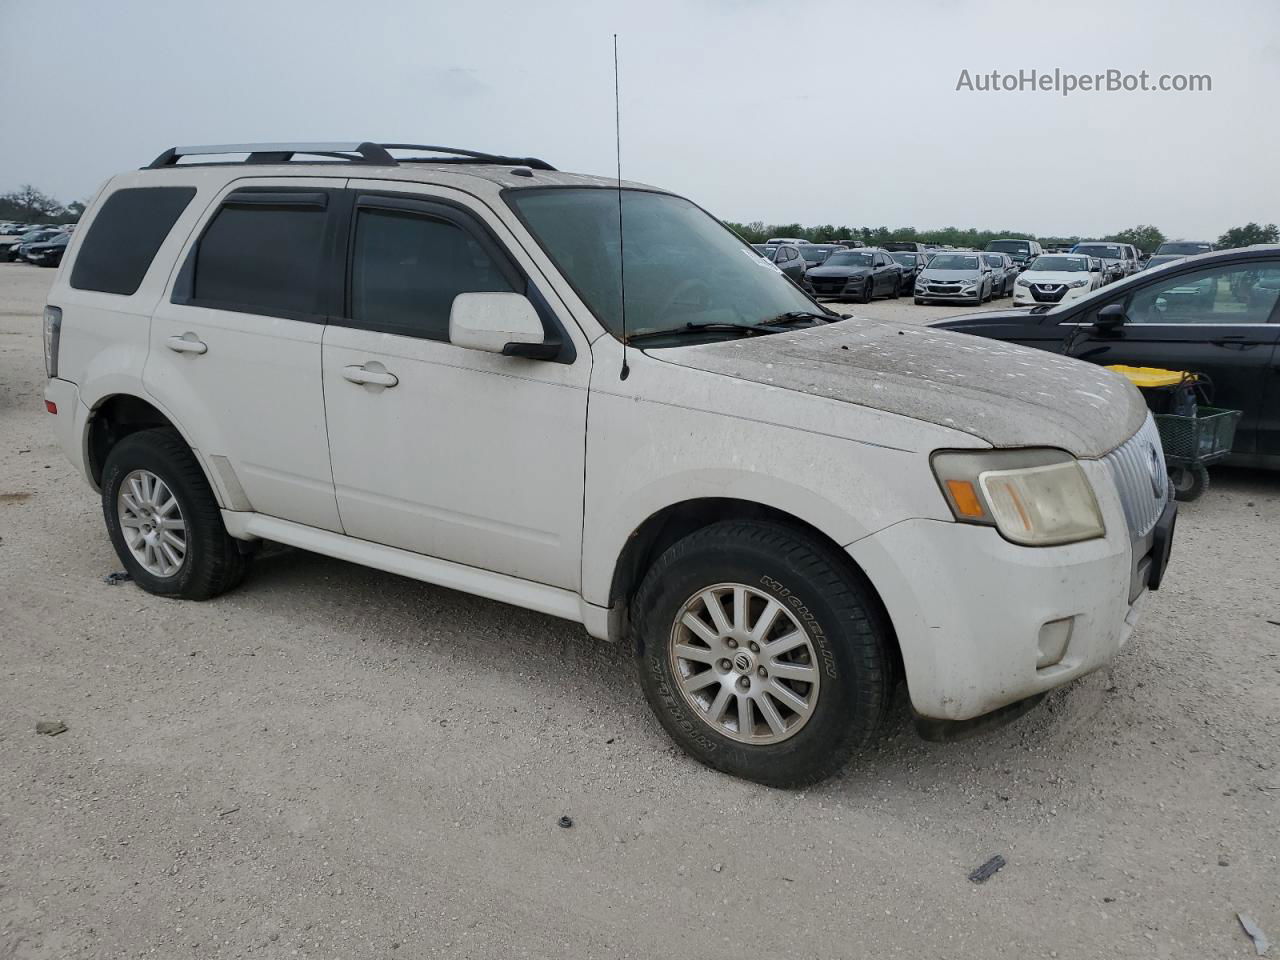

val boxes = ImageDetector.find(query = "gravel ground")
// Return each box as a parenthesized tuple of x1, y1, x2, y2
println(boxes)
(2, 263, 1278, 959)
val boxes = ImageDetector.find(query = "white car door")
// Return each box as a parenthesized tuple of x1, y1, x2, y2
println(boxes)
(320, 184, 590, 590)
(146, 178, 345, 531)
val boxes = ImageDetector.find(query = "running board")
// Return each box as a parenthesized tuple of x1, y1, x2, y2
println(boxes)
(220, 511, 608, 636)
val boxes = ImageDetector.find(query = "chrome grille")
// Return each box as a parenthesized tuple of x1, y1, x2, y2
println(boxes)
(1102, 414, 1167, 539)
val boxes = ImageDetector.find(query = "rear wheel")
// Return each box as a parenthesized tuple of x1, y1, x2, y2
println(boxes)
(632, 521, 891, 787)
(102, 428, 248, 599)
(1169, 463, 1210, 502)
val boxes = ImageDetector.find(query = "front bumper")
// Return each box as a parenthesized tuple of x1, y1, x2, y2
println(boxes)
(848, 459, 1169, 720)
(1013, 284, 1093, 306)
(916, 285, 981, 301)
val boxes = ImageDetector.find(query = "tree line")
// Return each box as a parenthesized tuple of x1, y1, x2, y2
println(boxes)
(0, 186, 86, 224)
(722, 220, 1278, 254)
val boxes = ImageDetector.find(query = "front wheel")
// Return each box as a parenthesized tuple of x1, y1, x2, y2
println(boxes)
(1169, 463, 1210, 502)
(102, 428, 248, 599)
(859, 279, 874, 303)
(632, 521, 891, 787)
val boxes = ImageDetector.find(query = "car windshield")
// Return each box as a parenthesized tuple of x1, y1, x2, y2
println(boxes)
(507, 188, 819, 340)
(824, 252, 874, 267)
(982, 254, 1003, 266)
(987, 241, 1029, 253)
(1029, 256, 1088, 272)
(928, 254, 980, 270)
(890, 253, 917, 265)
(800, 247, 832, 263)
(1074, 244, 1121, 258)
(1146, 255, 1183, 268)
(1156, 242, 1212, 255)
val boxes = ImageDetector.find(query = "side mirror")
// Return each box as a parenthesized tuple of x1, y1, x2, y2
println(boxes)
(1094, 303, 1127, 331)
(449, 292, 558, 360)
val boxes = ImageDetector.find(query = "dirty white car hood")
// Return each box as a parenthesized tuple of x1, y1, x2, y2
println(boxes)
(652, 318, 1147, 458)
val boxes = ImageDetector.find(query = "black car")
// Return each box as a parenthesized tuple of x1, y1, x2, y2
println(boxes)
(12, 229, 63, 262)
(798, 243, 842, 272)
(888, 251, 927, 293)
(933, 246, 1280, 466)
(805, 248, 902, 302)
(26, 233, 70, 267)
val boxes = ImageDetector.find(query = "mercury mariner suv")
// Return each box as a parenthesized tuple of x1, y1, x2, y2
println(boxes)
(43, 141, 1176, 786)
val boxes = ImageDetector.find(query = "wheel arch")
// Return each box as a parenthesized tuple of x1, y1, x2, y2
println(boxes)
(84, 393, 225, 507)
(606, 497, 903, 680)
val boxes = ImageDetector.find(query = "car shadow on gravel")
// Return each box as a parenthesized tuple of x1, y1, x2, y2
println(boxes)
(236, 541, 1137, 797)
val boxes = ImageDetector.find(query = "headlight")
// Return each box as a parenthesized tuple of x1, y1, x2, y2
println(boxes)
(1067, 279, 1090, 288)
(1015, 275, 1032, 286)
(931, 448, 1105, 546)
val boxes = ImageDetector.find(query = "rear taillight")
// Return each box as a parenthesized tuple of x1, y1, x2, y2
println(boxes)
(43, 305, 61, 379)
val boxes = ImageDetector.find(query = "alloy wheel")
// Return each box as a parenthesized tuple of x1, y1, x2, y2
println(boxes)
(117, 468, 187, 577)
(668, 583, 821, 744)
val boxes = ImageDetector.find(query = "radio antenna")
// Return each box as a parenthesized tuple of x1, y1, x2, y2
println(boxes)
(614, 33, 630, 381)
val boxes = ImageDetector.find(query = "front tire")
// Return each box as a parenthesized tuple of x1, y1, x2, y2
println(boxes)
(102, 428, 248, 600)
(859, 279, 874, 303)
(632, 521, 891, 787)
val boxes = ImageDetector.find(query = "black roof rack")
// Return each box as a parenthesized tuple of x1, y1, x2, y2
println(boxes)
(146, 141, 556, 171)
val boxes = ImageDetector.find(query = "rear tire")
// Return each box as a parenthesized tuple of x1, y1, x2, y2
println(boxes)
(632, 521, 891, 787)
(102, 428, 248, 600)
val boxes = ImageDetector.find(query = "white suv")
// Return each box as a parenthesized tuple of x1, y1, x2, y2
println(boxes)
(43, 142, 1176, 786)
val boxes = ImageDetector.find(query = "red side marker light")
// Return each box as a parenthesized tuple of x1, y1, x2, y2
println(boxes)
(45, 400, 57, 415)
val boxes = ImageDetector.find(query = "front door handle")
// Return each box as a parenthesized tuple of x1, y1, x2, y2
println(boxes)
(342, 364, 399, 388)
(166, 333, 207, 355)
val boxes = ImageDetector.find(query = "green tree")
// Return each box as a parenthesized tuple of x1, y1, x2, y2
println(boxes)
(1106, 225, 1165, 254)
(1216, 222, 1279, 250)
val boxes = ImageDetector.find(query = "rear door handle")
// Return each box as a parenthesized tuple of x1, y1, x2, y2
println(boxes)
(342, 364, 399, 388)
(166, 333, 207, 355)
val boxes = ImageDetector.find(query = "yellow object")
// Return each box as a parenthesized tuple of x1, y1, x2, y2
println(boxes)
(945, 480, 985, 518)
(1104, 365, 1188, 388)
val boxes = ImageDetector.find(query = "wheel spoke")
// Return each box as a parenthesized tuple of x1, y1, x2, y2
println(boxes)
(679, 669, 720, 695)
(766, 680, 811, 716)
(749, 599, 783, 643)
(701, 589, 733, 636)
(159, 529, 185, 552)
(673, 643, 718, 665)
(764, 630, 807, 657)
(705, 685, 733, 723)
(755, 692, 788, 736)
(679, 612, 719, 646)
(731, 586, 748, 633)
(156, 495, 179, 518)
(736, 695, 754, 737)
(119, 515, 145, 529)
(766, 661, 817, 684)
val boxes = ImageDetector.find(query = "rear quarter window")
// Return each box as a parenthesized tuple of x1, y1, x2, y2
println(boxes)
(70, 187, 196, 295)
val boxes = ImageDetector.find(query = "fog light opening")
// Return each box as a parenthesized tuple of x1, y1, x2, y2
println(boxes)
(1036, 617, 1074, 669)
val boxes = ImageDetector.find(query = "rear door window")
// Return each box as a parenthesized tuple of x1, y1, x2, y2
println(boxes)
(71, 187, 196, 295)
(184, 191, 331, 319)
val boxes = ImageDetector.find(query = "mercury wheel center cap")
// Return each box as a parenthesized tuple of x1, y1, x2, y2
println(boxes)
(732, 651, 755, 674)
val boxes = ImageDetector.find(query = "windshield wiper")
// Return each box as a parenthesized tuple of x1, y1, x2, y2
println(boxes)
(627, 312, 840, 345)
(627, 321, 786, 344)
(763, 310, 842, 325)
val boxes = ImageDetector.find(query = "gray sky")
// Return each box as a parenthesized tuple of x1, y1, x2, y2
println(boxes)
(1, 0, 1276, 238)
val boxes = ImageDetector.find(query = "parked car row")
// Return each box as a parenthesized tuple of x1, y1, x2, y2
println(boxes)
(0, 222, 75, 266)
